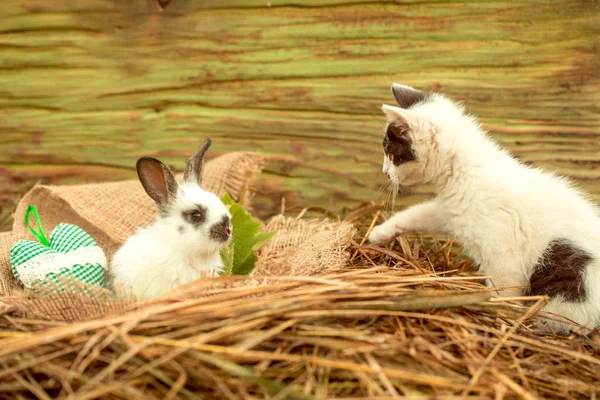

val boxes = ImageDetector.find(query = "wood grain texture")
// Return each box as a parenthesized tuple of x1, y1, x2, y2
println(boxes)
(0, 0, 599, 220)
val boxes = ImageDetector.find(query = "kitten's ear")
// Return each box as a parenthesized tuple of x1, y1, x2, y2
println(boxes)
(391, 83, 427, 109)
(381, 104, 417, 126)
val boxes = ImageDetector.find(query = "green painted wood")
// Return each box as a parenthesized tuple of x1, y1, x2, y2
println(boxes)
(0, 0, 598, 221)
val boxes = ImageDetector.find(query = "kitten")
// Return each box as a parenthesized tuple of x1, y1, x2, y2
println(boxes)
(368, 83, 600, 334)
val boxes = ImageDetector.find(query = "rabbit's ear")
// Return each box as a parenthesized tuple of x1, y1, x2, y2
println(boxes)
(136, 157, 178, 213)
(184, 138, 212, 186)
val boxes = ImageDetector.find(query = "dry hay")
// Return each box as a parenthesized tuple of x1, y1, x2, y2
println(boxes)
(0, 205, 599, 399)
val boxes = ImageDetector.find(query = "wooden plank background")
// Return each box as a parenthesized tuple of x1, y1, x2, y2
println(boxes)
(0, 0, 598, 222)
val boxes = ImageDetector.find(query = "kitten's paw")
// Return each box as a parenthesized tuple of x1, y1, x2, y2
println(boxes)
(368, 224, 397, 244)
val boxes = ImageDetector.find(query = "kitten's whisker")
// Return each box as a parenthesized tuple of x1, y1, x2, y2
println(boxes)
(371, 176, 388, 188)
(382, 187, 389, 212)
(376, 181, 391, 197)
(385, 185, 394, 213)
(372, 181, 390, 195)
(391, 182, 397, 211)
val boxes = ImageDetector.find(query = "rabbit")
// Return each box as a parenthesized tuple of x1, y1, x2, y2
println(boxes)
(110, 139, 233, 300)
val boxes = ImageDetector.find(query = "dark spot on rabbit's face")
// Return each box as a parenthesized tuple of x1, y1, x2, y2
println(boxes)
(182, 205, 208, 228)
(178, 225, 185, 234)
(210, 215, 232, 243)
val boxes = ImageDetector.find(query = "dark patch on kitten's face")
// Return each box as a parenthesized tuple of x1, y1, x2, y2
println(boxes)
(383, 122, 416, 166)
(525, 240, 591, 302)
(182, 204, 208, 228)
(210, 215, 232, 243)
(392, 85, 430, 109)
(177, 225, 185, 234)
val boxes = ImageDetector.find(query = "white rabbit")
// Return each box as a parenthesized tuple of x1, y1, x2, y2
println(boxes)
(110, 139, 232, 300)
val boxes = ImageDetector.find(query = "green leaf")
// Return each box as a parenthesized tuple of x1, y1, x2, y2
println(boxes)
(251, 230, 277, 251)
(234, 253, 257, 276)
(220, 193, 277, 276)
(219, 244, 234, 276)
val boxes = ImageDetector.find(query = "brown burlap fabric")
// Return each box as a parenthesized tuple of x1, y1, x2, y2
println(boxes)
(0, 231, 18, 296)
(253, 215, 356, 277)
(0, 151, 358, 323)
(1, 214, 356, 323)
(0, 283, 138, 323)
(0, 152, 265, 297)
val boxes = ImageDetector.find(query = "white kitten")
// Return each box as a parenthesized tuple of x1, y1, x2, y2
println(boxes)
(368, 83, 600, 334)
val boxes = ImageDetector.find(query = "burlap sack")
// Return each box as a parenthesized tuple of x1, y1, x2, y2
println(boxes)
(253, 215, 356, 277)
(1, 214, 356, 323)
(0, 152, 265, 296)
(0, 215, 355, 322)
(0, 282, 138, 323)
(0, 231, 19, 296)
(0, 148, 359, 322)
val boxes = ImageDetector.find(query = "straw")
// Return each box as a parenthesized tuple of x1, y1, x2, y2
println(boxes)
(0, 204, 598, 399)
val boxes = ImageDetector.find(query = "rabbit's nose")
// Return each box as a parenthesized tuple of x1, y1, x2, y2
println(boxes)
(210, 216, 233, 243)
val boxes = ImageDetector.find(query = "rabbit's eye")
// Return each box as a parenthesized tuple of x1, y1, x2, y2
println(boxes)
(192, 212, 204, 221)
(182, 206, 207, 226)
